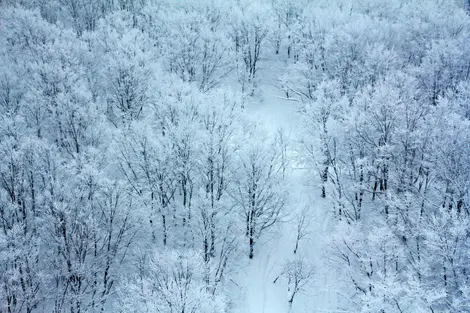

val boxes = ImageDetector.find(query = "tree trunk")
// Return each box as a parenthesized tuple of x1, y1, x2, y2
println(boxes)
(321, 165, 328, 198)
(294, 238, 299, 254)
(162, 214, 167, 246)
(210, 215, 216, 258)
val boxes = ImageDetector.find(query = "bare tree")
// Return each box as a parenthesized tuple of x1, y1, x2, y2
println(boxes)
(230, 130, 287, 259)
(293, 206, 313, 254)
(116, 126, 178, 247)
(119, 249, 227, 313)
(229, 2, 272, 95)
(281, 256, 315, 305)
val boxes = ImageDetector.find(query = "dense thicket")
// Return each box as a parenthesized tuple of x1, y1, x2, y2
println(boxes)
(1, 0, 470, 312)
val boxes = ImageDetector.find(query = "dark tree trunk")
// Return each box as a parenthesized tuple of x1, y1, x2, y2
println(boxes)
(162, 214, 167, 246)
(321, 165, 328, 198)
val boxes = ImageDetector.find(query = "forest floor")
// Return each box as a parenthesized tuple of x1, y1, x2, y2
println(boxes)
(230, 63, 341, 313)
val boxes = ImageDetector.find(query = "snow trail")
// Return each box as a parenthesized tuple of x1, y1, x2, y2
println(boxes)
(232, 77, 340, 313)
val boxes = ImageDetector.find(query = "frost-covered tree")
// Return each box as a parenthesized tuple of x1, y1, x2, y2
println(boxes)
(281, 256, 315, 305)
(115, 124, 177, 247)
(147, 1, 232, 92)
(293, 206, 313, 254)
(301, 80, 347, 204)
(119, 249, 227, 313)
(230, 129, 287, 259)
(90, 15, 154, 125)
(194, 89, 242, 262)
(229, 1, 273, 95)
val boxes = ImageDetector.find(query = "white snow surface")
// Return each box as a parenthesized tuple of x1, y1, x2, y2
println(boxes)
(230, 69, 340, 313)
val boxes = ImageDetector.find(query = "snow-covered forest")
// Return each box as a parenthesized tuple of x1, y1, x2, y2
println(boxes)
(1, 0, 470, 312)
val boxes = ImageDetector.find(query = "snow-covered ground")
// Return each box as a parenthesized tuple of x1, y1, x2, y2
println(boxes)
(231, 73, 340, 313)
